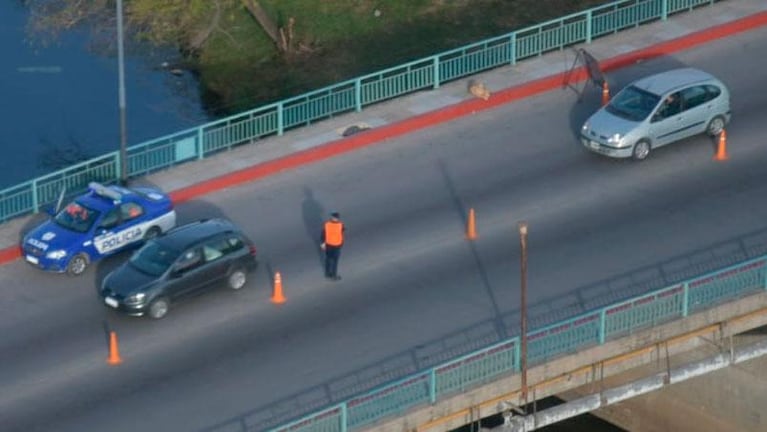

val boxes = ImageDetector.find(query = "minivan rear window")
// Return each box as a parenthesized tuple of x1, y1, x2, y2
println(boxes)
(606, 85, 661, 122)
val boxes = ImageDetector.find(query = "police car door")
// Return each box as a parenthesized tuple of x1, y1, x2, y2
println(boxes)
(93, 203, 144, 255)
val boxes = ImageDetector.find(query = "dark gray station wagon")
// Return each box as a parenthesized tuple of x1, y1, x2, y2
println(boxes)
(100, 218, 258, 319)
(581, 68, 731, 160)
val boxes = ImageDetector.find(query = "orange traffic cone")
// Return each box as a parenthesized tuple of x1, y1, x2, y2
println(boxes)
(466, 208, 478, 240)
(271, 271, 286, 304)
(601, 81, 610, 106)
(713, 129, 728, 161)
(107, 331, 122, 365)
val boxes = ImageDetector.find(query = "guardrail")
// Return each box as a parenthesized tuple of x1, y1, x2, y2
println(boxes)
(270, 255, 766, 432)
(0, 0, 718, 222)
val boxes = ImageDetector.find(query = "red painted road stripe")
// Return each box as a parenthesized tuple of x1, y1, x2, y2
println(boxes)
(0, 246, 21, 265)
(3, 11, 767, 265)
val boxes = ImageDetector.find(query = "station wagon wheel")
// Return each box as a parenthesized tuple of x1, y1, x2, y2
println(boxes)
(632, 140, 651, 161)
(144, 226, 161, 240)
(66, 253, 89, 276)
(706, 115, 725, 136)
(148, 298, 169, 319)
(228, 268, 247, 290)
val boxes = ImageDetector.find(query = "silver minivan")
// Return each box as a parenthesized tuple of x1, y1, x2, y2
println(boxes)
(581, 68, 731, 160)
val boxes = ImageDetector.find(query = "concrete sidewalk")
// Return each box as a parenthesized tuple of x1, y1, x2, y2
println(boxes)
(2, 0, 766, 258)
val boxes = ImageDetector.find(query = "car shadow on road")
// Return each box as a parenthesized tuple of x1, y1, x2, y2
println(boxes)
(199, 223, 767, 432)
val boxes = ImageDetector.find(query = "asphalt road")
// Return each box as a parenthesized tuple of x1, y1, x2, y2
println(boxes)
(1, 26, 766, 432)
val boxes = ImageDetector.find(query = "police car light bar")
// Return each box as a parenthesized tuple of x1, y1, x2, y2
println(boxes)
(88, 182, 122, 202)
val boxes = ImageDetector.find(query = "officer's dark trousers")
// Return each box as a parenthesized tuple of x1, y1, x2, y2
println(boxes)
(324, 246, 341, 278)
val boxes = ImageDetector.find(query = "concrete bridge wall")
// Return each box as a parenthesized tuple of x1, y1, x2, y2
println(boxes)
(362, 291, 767, 432)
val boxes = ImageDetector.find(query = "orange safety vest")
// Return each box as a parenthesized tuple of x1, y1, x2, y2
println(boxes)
(324, 221, 344, 247)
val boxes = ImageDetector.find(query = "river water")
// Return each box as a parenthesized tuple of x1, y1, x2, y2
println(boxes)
(0, 1, 208, 189)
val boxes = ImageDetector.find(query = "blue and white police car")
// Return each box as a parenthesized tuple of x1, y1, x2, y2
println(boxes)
(22, 182, 177, 275)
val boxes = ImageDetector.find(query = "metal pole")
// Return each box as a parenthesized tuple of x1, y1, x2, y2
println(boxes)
(519, 221, 529, 411)
(117, 0, 128, 184)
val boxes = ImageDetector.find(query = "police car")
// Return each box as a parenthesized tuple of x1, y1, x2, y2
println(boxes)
(22, 182, 177, 276)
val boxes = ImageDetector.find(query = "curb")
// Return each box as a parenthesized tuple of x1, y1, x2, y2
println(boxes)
(3, 11, 767, 266)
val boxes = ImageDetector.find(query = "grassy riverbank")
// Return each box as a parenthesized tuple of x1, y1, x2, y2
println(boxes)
(196, 0, 610, 115)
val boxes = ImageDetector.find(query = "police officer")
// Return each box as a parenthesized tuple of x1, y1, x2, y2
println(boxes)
(320, 212, 345, 280)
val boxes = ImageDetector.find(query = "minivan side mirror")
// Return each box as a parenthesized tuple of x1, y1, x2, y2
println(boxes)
(169, 267, 183, 279)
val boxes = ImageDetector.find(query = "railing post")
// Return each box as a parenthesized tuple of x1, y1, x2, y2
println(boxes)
(430, 368, 437, 403)
(599, 309, 606, 344)
(340, 402, 348, 432)
(586, 10, 593, 44)
(31, 179, 39, 214)
(763, 262, 767, 290)
(197, 127, 204, 160)
(509, 33, 517, 65)
(661, 0, 669, 21)
(682, 282, 690, 317)
(355, 79, 363, 112)
(277, 102, 285, 136)
(513, 336, 521, 372)
(433, 57, 440, 89)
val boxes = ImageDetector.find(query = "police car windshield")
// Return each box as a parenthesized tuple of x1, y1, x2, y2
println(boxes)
(130, 241, 179, 277)
(54, 202, 101, 233)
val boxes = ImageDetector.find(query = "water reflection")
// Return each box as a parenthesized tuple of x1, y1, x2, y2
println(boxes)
(0, 1, 208, 188)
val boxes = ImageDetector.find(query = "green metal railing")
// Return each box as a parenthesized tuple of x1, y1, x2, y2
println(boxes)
(0, 0, 718, 222)
(271, 256, 767, 432)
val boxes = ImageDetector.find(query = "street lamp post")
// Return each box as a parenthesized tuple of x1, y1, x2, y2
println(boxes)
(519, 221, 529, 411)
(117, 0, 128, 184)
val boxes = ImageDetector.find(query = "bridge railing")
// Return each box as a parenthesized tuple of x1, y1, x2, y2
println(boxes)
(271, 257, 766, 432)
(0, 0, 718, 222)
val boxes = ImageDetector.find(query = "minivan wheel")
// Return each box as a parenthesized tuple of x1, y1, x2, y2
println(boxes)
(706, 115, 726, 136)
(228, 269, 247, 290)
(66, 253, 89, 276)
(632, 140, 651, 161)
(148, 298, 170, 319)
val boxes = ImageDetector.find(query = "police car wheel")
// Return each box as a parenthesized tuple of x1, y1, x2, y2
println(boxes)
(148, 298, 169, 319)
(66, 254, 89, 276)
(144, 226, 161, 240)
(228, 269, 247, 290)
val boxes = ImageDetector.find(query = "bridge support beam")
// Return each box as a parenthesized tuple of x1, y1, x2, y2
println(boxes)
(558, 331, 767, 432)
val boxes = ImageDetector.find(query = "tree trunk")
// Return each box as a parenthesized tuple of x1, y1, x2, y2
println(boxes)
(241, 0, 282, 50)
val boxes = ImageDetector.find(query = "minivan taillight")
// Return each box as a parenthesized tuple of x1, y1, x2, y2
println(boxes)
(248, 245, 257, 256)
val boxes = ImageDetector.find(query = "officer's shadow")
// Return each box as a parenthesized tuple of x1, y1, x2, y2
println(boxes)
(301, 187, 326, 268)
